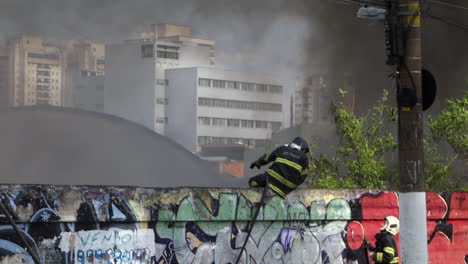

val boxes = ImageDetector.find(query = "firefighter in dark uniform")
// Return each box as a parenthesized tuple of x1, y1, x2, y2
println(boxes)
(248, 137, 310, 199)
(366, 216, 400, 264)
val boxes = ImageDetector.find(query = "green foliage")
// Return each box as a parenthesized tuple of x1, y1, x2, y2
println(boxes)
(308, 89, 397, 189)
(426, 91, 468, 191)
(429, 91, 468, 159)
(306, 89, 467, 191)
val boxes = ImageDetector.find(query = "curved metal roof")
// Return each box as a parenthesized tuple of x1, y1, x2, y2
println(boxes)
(0, 106, 245, 187)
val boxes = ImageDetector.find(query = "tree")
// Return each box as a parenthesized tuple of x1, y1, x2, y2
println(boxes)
(308, 89, 397, 189)
(426, 91, 468, 191)
(307, 89, 468, 191)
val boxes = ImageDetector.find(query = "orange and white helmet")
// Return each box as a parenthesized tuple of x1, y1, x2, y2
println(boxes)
(381, 216, 400, 235)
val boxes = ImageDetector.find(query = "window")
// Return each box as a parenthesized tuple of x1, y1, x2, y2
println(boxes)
(157, 50, 179, 60)
(198, 117, 211, 125)
(269, 85, 283, 93)
(157, 79, 168, 85)
(198, 136, 212, 144)
(241, 82, 255, 91)
(212, 80, 226, 88)
(227, 119, 240, 127)
(141, 44, 154, 58)
(156, 117, 168, 124)
(255, 121, 268, 129)
(241, 120, 255, 128)
(212, 118, 226, 126)
(226, 81, 236, 89)
(198, 78, 211, 87)
(197, 98, 281, 112)
(156, 98, 168, 105)
(256, 84, 268, 93)
(212, 137, 226, 144)
(271, 122, 282, 131)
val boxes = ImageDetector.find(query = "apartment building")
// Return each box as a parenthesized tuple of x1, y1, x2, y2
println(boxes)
(0, 35, 105, 110)
(105, 24, 215, 134)
(3, 35, 64, 106)
(166, 67, 283, 153)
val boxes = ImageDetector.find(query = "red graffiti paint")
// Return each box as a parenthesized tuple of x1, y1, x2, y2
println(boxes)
(426, 192, 447, 219)
(346, 221, 364, 250)
(361, 192, 399, 220)
(449, 193, 468, 219)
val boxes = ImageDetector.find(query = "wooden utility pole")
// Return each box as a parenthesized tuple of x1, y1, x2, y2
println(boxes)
(398, 0, 424, 192)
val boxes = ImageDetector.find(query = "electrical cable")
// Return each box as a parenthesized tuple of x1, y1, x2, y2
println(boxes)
(423, 9, 468, 32)
(234, 177, 269, 264)
(427, 0, 468, 11)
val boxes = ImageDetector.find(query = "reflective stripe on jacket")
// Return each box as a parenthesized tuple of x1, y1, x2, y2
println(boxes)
(372, 231, 399, 264)
(255, 145, 309, 198)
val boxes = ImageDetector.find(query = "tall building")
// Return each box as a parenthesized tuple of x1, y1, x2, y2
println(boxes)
(64, 41, 105, 112)
(0, 35, 105, 110)
(292, 74, 354, 126)
(165, 67, 283, 153)
(105, 24, 215, 134)
(3, 35, 64, 106)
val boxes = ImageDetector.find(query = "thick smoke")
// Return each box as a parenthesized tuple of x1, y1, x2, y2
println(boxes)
(0, 0, 466, 185)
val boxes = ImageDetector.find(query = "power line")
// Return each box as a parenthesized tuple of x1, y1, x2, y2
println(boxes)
(423, 9, 468, 32)
(427, 0, 468, 11)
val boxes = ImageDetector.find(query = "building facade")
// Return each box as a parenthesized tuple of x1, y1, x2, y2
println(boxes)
(64, 41, 105, 112)
(292, 74, 354, 126)
(104, 24, 215, 134)
(0, 35, 105, 110)
(2, 35, 64, 107)
(166, 67, 283, 153)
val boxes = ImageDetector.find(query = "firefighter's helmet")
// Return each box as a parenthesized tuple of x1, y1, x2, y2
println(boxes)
(290, 137, 310, 153)
(381, 216, 400, 235)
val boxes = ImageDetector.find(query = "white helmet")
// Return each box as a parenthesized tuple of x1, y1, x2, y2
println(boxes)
(381, 216, 400, 235)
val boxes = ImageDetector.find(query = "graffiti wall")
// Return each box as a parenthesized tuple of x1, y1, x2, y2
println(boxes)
(0, 185, 467, 263)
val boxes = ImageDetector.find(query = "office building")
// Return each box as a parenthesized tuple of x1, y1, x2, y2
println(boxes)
(105, 24, 215, 134)
(166, 67, 283, 153)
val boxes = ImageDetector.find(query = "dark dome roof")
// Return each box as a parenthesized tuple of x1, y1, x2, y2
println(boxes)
(0, 106, 245, 187)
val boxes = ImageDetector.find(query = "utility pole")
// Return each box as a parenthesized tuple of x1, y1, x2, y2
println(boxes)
(358, 1, 428, 262)
(396, 1, 428, 263)
(397, 0, 424, 192)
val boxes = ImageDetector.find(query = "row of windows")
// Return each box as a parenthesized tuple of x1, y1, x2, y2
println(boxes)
(198, 117, 281, 130)
(37, 70, 50, 76)
(81, 70, 104, 77)
(198, 136, 267, 146)
(198, 78, 282, 94)
(198, 97, 282, 112)
(157, 50, 179, 60)
(36, 92, 50, 98)
(28, 53, 60, 60)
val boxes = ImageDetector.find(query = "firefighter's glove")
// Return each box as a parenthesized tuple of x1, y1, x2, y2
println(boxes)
(250, 162, 260, 169)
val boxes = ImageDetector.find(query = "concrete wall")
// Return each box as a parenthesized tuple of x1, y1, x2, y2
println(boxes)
(0, 185, 467, 263)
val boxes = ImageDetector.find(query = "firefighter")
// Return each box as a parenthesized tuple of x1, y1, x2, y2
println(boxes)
(366, 216, 400, 264)
(248, 137, 310, 200)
